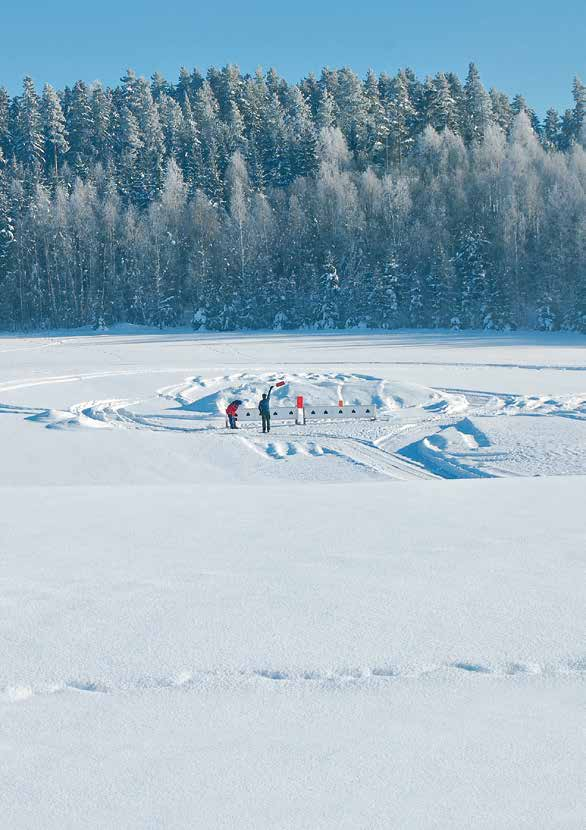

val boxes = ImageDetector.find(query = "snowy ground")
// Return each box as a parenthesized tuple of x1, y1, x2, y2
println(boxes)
(1, 328, 585, 828)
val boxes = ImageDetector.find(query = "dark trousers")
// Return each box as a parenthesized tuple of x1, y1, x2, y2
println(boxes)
(261, 414, 271, 433)
(228, 414, 238, 429)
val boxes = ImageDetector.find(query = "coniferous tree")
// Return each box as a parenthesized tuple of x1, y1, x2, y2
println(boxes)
(259, 92, 290, 186)
(543, 108, 561, 150)
(13, 77, 44, 180)
(511, 94, 541, 136)
(334, 67, 369, 159)
(318, 256, 341, 328)
(489, 89, 512, 134)
(386, 71, 417, 165)
(193, 81, 223, 200)
(368, 260, 399, 328)
(456, 228, 489, 328)
(463, 64, 493, 143)
(0, 166, 15, 270)
(286, 86, 318, 178)
(41, 84, 69, 177)
(0, 62, 585, 333)
(117, 106, 143, 202)
(363, 69, 388, 165)
(572, 77, 586, 140)
(159, 93, 184, 159)
(316, 88, 336, 130)
(91, 83, 114, 164)
(66, 80, 93, 174)
(177, 97, 201, 191)
(133, 77, 165, 204)
(150, 71, 172, 101)
(0, 87, 10, 161)
(427, 73, 459, 132)
(559, 109, 576, 150)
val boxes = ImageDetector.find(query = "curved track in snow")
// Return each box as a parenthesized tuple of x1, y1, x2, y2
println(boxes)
(6, 367, 586, 481)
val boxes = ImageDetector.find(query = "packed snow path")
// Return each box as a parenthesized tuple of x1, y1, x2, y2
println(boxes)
(1, 329, 585, 829)
(6, 365, 586, 480)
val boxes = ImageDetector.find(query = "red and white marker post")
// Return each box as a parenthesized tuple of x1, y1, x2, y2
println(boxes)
(296, 395, 304, 425)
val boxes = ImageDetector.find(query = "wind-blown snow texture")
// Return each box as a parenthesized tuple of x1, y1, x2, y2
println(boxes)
(1, 328, 585, 829)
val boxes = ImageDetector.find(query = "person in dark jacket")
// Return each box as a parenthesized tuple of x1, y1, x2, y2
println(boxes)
(226, 399, 242, 429)
(258, 386, 274, 433)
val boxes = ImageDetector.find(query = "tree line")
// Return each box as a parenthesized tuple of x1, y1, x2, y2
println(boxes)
(0, 63, 585, 331)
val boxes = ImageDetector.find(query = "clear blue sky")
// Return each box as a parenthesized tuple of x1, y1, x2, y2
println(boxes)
(1, 0, 584, 115)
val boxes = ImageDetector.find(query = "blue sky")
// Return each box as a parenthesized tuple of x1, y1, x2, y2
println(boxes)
(1, 0, 584, 114)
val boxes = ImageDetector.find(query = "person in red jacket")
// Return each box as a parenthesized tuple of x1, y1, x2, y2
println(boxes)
(226, 399, 242, 429)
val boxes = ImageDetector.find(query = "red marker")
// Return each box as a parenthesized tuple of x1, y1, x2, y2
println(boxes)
(296, 395, 304, 425)
(275, 380, 286, 388)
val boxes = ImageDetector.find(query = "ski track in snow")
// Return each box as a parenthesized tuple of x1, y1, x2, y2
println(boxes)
(3, 368, 586, 480)
(2, 658, 584, 704)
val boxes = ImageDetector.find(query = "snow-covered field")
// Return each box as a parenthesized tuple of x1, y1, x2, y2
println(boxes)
(1, 328, 585, 828)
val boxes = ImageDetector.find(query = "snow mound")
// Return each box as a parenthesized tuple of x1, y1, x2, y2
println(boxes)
(159, 371, 465, 417)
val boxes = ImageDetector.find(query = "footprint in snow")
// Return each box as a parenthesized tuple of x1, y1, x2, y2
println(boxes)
(451, 662, 492, 674)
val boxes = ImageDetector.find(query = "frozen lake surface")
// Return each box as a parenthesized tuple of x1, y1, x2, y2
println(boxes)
(1, 328, 585, 828)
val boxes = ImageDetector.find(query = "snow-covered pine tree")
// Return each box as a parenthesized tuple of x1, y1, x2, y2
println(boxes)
(408, 270, 425, 326)
(259, 92, 290, 187)
(543, 108, 561, 150)
(385, 70, 417, 166)
(573, 271, 586, 332)
(13, 77, 44, 182)
(91, 83, 114, 165)
(559, 109, 576, 150)
(41, 84, 69, 177)
(572, 77, 586, 142)
(65, 80, 93, 175)
(455, 227, 490, 328)
(159, 93, 184, 160)
(177, 97, 201, 193)
(483, 265, 516, 330)
(150, 71, 172, 101)
(225, 100, 247, 158)
(0, 166, 14, 267)
(226, 150, 249, 284)
(0, 87, 10, 161)
(536, 288, 560, 331)
(176, 67, 193, 106)
(511, 94, 541, 136)
(154, 157, 188, 323)
(0, 167, 16, 328)
(318, 255, 341, 328)
(193, 81, 223, 202)
(424, 258, 448, 328)
(131, 78, 165, 205)
(363, 69, 388, 167)
(117, 105, 143, 203)
(334, 67, 369, 160)
(316, 88, 336, 130)
(489, 89, 513, 134)
(368, 259, 399, 328)
(427, 73, 459, 133)
(463, 64, 493, 143)
(285, 86, 317, 178)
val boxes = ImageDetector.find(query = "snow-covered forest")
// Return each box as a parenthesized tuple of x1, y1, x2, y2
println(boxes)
(0, 63, 585, 332)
